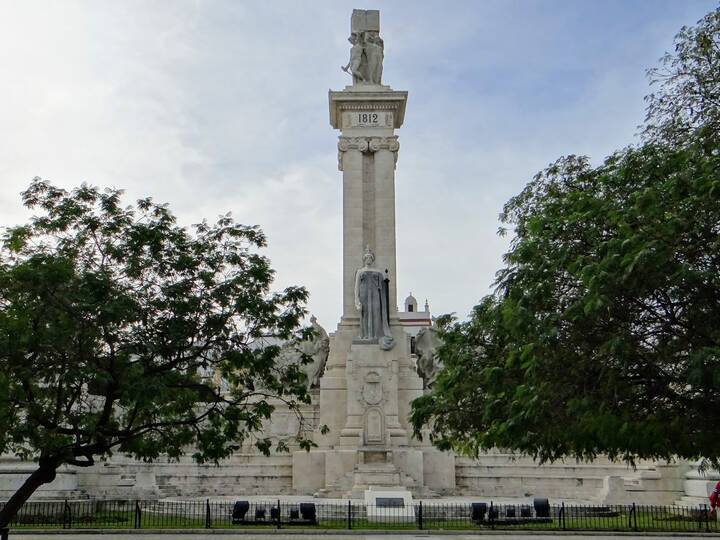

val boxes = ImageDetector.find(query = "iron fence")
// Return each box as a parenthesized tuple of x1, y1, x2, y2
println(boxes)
(1, 498, 718, 533)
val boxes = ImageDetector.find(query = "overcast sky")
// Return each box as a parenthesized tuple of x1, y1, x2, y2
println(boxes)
(0, 0, 716, 330)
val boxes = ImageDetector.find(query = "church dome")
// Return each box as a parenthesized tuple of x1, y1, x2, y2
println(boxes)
(404, 293, 418, 312)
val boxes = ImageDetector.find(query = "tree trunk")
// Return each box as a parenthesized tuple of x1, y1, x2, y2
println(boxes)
(0, 458, 58, 530)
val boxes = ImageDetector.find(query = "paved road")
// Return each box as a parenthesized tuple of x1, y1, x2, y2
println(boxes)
(9, 533, 717, 539)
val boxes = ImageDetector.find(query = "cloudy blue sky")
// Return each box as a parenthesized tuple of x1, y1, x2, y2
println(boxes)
(0, 0, 716, 329)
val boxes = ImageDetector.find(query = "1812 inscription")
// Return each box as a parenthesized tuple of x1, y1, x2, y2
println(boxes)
(359, 112, 379, 124)
(344, 111, 393, 128)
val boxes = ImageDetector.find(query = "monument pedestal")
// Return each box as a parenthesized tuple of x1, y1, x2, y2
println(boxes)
(338, 337, 411, 448)
(301, 321, 441, 498)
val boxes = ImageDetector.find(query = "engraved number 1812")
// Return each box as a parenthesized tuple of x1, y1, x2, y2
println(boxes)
(359, 113, 379, 124)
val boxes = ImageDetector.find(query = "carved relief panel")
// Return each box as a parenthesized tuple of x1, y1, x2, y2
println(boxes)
(365, 407, 384, 445)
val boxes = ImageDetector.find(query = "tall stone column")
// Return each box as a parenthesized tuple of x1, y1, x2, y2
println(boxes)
(331, 92, 407, 322)
(317, 91, 408, 450)
(372, 139, 399, 316)
(338, 138, 366, 320)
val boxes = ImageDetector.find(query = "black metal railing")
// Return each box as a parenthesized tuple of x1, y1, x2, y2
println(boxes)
(1, 499, 717, 533)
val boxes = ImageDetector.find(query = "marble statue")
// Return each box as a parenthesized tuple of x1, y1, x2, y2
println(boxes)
(304, 315, 330, 387)
(342, 34, 366, 85)
(277, 315, 329, 389)
(341, 30, 384, 85)
(415, 326, 443, 388)
(365, 34, 384, 85)
(354, 246, 394, 350)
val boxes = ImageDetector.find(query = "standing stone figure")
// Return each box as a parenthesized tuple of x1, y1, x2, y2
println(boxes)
(341, 31, 384, 86)
(276, 315, 330, 390)
(303, 315, 330, 387)
(342, 33, 365, 85)
(364, 34, 384, 85)
(415, 326, 443, 389)
(354, 247, 394, 350)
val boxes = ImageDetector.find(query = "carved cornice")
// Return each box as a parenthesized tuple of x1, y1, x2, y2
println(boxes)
(339, 102, 401, 111)
(337, 136, 400, 171)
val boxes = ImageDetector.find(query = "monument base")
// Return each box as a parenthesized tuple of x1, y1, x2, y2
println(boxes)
(350, 462, 406, 498)
(292, 446, 455, 499)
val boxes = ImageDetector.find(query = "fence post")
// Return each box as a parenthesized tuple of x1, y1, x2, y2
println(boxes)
(705, 504, 710, 532)
(276, 499, 281, 529)
(418, 500, 423, 530)
(134, 500, 141, 529)
(631, 503, 637, 531)
(560, 501, 565, 530)
(63, 499, 71, 529)
(489, 501, 495, 529)
(205, 499, 211, 529)
(347, 500, 352, 530)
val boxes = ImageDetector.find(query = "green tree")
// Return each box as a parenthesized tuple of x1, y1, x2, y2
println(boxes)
(411, 7, 720, 466)
(644, 7, 720, 146)
(0, 180, 311, 528)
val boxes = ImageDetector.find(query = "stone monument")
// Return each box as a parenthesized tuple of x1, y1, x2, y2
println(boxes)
(291, 9, 455, 498)
(0, 8, 696, 507)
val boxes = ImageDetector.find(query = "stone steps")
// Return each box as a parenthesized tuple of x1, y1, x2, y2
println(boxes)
(456, 455, 639, 467)
(0, 489, 87, 501)
(148, 466, 293, 476)
(104, 464, 292, 474)
(73, 454, 296, 498)
(456, 475, 606, 485)
(454, 453, 665, 502)
(0, 457, 84, 500)
(674, 496, 710, 508)
(457, 465, 635, 478)
(155, 474, 293, 497)
(156, 477, 292, 488)
(103, 454, 293, 466)
(456, 475, 605, 500)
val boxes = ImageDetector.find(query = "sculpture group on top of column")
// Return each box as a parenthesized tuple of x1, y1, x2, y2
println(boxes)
(341, 31, 384, 85)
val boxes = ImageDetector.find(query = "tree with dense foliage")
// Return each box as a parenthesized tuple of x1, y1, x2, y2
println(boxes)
(411, 7, 720, 466)
(0, 180, 311, 529)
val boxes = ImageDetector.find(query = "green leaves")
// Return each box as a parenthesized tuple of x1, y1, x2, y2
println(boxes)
(645, 8, 720, 146)
(0, 178, 310, 474)
(412, 6, 720, 467)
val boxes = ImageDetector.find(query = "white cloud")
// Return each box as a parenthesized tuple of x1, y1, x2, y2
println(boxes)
(0, 0, 716, 328)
